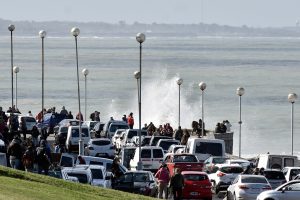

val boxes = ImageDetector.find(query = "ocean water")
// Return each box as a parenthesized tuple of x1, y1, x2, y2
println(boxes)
(0, 35, 300, 157)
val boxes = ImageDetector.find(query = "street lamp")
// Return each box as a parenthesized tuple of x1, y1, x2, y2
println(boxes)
(176, 78, 183, 127)
(71, 27, 84, 155)
(288, 93, 297, 155)
(39, 30, 46, 123)
(8, 24, 15, 111)
(236, 87, 245, 158)
(13, 66, 19, 109)
(136, 32, 145, 171)
(134, 71, 141, 107)
(199, 82, 206, 137)
(82, 68, 89, 121)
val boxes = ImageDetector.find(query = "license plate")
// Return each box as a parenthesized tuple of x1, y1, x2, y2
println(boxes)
(190, 192, 199, 196)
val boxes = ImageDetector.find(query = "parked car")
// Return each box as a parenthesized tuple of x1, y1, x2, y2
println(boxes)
(203, 156, 229, 174)
(65, 125, 90, 153)
(76, 165, 111, 188)
(262, 169, 286, 189)
(182, 171, 212, 200)
(18, 115, 37, 134)
(84, 121, 99, 131)
(167, 144, 186, 154)
(84, 138, 115, 158)
(281, 167, 300, 182)
(130, 146, 164, 172)
(61, 166, 92, 184)
(112, 129, 126, 146)
(256, 154, 299, 170)
(257, 180, 300, 200)
(156, 139, 181, 153)
(91, 122, 105, 138)
(225, 158, 251, 170)
(118, 146, 137, 169)
(113, 170, 157, 197)
(227, 175, 271, 200)
(149, 136, 172, 146)
(208, 164, 244, 194)
(115, 129, 147, 150)
(102, 120, 129, 138)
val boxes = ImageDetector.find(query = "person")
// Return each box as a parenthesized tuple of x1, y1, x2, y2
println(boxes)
(259, 167, 265, 175)
(111, 157, 123, 188)
(0, 107, 8, 123)
(78, 155, 86, 164)
(76, 112, 83, 121)
(20, 117, 27, 140)
(90, 111, 100, 121)
(122, 114, 127, 123)
(165, 123, 173, 137)
(215, 123, 222, 133)
(22, 140, 35, 172)
(155, 163, 170, 199)
(36, 140, 51, 175)
(147, 122, 156, 136)
(66, 111, 73, 119)
(223, 120, 232, 132)
(253, 168, 260, 175)
(181, 129, 190, 145)
(27, 111, 33, 117)
(174, 126, 183, 141)
(142, 123, 148, 130)
(220, 122, 227, 133)
(169, 168, 184, 200)
(31, 125, 39, 147)
(7, 136, 23, 169)
(60, 106, 68, 117)
(127, 112, 134, 129)
(242, 165, 252, 174)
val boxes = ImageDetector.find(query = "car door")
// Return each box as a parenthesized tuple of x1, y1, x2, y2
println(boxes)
(152, 148, 164, 169)
(115, 173, 134, 192)
(280, 182, 300, 200)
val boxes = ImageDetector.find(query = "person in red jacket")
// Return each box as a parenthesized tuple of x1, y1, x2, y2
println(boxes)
(127, 112, 134, 129)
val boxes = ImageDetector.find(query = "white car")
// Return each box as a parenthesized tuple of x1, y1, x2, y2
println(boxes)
(84, 138, 115, 158)
(167, 144, 186, 154)
(225, 158, 251, 170)
(257, 180, 300, 200)
(156, 139, 181, 153)
(282, 167, 300, 182)
(112, 129, 126, 146)
(77, 165, 111, 188)
(208, 164, 244, 194)
(227, 175, 271, 200)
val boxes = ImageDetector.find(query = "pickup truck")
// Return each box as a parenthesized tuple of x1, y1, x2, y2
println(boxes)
(163, 153, 204, 176)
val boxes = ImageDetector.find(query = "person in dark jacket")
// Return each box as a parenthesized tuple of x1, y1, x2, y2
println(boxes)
(169, 168, 185, 200)
(7, 136, 23, 169)
(36, 140, 51, 175)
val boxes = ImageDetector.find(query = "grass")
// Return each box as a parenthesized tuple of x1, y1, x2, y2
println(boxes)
(0, 166, 154, 200)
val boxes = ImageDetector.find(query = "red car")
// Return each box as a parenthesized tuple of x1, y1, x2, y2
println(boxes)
(182, 171, 212, 200)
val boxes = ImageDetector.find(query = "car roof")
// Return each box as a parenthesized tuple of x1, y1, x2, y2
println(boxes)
(181, 171, 208, 175)
(125, 170, 151, 174)
(215, 164, 242, 168)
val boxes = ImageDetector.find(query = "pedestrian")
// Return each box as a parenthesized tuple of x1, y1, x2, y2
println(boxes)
(127, 112, 134, 129)
(31, 125, 40, 147)
(155, 163, 170, 199)
(66, 111, 73, 119)
(122, 114, 127, 123)
(7, 136, 23, 169)
(22, 140, 35, 172)
(174, 126, 183, 141)
(180, 129, 190, 145)
(259, 167, 265, 175)
(111, 157, 123, 188)
(36, 140, 51, 175)
(169, 168, 184, 200)
(27, 111, 33, 117)
(60, 106, 68, 117)
(76, 112, 83, 121)
(224, 120, 232, 132)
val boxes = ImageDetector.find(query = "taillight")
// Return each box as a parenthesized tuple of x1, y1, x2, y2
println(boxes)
(217, 172, 225, 177)
(238, 184, 249, 190)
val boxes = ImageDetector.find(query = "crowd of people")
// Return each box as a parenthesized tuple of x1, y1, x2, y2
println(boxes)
(214, 120, 232, 133)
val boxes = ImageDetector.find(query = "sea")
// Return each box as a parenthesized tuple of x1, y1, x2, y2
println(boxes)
(0, 35, 300, 158)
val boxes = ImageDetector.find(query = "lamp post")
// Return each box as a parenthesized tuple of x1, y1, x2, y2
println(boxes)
(39, 30, 46, 123)
(199, 82, 206, 137)
(288, 93, 297, 155)
(236, 87, 245, 158)
(176, 78, 183, 127)
(82, 68, 89, 121)
(8, 24, 15, 111)
(13, 66, 19, 109)
(136, 32, 145, 171)
(71, 27, 83, 156)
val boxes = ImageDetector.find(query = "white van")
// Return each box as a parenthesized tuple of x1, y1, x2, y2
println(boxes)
(256, 154, 299, 170)
(102, 120, 129, 138)
(185, 138, 225, 162)
(65, 125, 90, 152)
(130, 146, 164, 172)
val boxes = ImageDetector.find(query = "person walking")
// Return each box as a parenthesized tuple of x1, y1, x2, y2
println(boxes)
(36, 140, 51, 175)
(155, 164, 170, 199)
(127, 112, 134, 129)
(169, 168, 185, 200)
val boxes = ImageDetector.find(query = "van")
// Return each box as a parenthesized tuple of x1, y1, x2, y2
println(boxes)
(130, 146, 164, 172)
(115, 129, 147, 150)
(185, 138, 225, 162)
(65, 125, 90, 152)
(102, 120, 129, 138)
(256, 154, 299, 170)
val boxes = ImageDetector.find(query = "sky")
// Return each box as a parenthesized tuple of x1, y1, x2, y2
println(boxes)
(1, 0, 300, 27)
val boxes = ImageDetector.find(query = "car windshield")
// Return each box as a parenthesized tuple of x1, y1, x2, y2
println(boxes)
(242, 176, 268, 184)
(90, 169, 103, 179)
(133, 173, 150, 182)
(195, 142, 223, 156)
(173, 155, 198, 162)
(159, 141, 180, 151)
(220, 166, 243, 173)
(184, 174, 208, 181)
(92, 140, 110, 146)
(71, 128, 89, 137)
(127, 131, 138, 139)
(67, 173, 88, 183)
(24, 117, 36, 122)
(212, 157, 228, 164)
(264, 171, 285, 179)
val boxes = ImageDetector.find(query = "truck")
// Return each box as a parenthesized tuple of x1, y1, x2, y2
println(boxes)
(256, 154, 299, 170)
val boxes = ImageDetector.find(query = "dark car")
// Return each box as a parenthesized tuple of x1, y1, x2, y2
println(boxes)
(263, 169, 286, 189)
(113, 171, 157, 197)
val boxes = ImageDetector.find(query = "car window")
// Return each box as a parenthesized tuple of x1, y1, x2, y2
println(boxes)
(25, 117, 36, 122)
(153, 149, 163, 158)
(220, 166, 243, 173)
(106, 163, 112, 172)
(173, 155, 198, 163)
(71, 128, 89, 137)
(286, 182, 300, 191)
(212, 157, 228, 164)
(141, 149, 151, 158)
(242, 176, 268, 184)
(195, 142, 223, 156)
(92, 140, 111, 146)
(61, 127, 68, 133)
(60, 156, 74, 167)
(284, 158, 295, 167)
(264, 171, 285, 179)
(184, 174, 208, 181)
(120, 173, 133, 182)
(90, 169, 103, 179)
(133, 173, 149, 182)
(127, 131, 138, 139)
(159, 141, 180, 151)
(291, 169, 300, 176)
(90, 161, 103, 165)
(67, 173, 88, 183)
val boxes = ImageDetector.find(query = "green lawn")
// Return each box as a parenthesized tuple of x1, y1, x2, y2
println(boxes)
(0, 166, 154, 200)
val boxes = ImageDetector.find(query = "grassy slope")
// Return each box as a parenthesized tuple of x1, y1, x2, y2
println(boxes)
(0, 166, 153, 200)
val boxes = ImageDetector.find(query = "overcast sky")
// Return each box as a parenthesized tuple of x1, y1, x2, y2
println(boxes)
(1, 0, 300, 27)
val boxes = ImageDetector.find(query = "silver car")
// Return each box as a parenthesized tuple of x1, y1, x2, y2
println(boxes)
(257, 180, 300, 200)
(227, 175, 271, 200)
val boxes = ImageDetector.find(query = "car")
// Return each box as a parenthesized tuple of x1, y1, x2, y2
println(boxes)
(227, 175, 271, 200)
(203, 156, 229, 174)
(256, 154, 299, 170)
(156, 139, 181, 153)
(181, 171, 212, 200)
(281, 167, 300, 182)
(113, 170, 157, 197)
(262, 169, 286, 189)
(115, 129, 147, 150)
(91, 122, 105, 138)
(167, 144, 186, 154)
(257, 180, 300, 200)
(65, 125, 90, 153)
(102, 120, 129, 138)
(208, 164, 244, 194)
(84, 138, 115, 158)
(84, 121, 99, 131)
(76, 165, 111, 188)
(112, 129, 126, 146)
(149, 136, 172, 146)
(18, 115, 37, 134)
(118, 146, 137, 169)
(225, 158, 251, 170)
(54, 125, 69, 145)
(61, 166, 92, 184)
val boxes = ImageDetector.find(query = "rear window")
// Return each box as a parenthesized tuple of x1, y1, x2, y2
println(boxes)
(92, 140, 111, 146)
(128, 131, 138, 139)
(284, 158, 295, 167)
(90, 169, 103, 179)
(159, 141, 180, 151)
(173, 155, 198, 163)
(212, 157, 228, 164)
(153, 149, 163, 158)
(141, 149, 151, 158)
(195, 142, 223, 156)
(242, 176, 268, 184)
(71, 128, 89, 137)
(184, 174, 208, 181)
(264, 171, 285, 180)
(67, 173, 88, 183)
(133, 173, 150, 182)
(220, 166, 243, 173)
